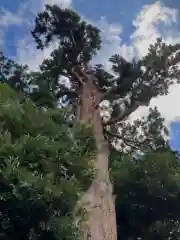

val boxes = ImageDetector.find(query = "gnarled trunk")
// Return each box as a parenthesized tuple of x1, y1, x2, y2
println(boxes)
(79, 78, 117, 240)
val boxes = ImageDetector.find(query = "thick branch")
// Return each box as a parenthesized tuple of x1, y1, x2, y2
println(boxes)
(69, 30, 77, 51)
(91, 77, 121, 109)
(102, 79, 121, 99)
(71, 69, 84, 84)
(104, 101, 140, 126)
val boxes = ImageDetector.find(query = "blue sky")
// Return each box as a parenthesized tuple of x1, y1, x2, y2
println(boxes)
(1, 0, 180, 150)
(0, 0, 153, 56)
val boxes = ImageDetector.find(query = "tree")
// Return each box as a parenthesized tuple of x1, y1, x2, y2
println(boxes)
(0, 52, 30, 93)
(111, 149, 180, 240)
(107, 106, 180, 239)
(0, 83, 95, 239)
(15, 4, 180, 239)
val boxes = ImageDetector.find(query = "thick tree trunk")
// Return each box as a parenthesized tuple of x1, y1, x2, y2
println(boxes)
(79, 78, 117, 240)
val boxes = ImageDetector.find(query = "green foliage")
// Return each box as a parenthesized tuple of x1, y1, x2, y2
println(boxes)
(29, 4, 102, 110)
(31, 15, 180, 116)
(107, 107, 169, 154)
(32, 5, 101, 61)
(108, 39, 180, 101)
(0, 52, 30, 93)
(111, 149, 180, 240)
(0, 84, 95, 239)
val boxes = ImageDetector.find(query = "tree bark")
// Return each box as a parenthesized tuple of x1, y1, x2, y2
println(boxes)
(78, 77, 117, 240)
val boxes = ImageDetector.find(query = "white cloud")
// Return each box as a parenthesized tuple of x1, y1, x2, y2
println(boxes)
(0, 9, 22, 26)
(129, 83, 180, 125)
(128, 1, 180, 126)
(131, 1, 178, 57)
(0, 8, 23, 47)
(89, 1, 179, 70)
(88, 2, 180, 128)
(16, 36, 59, 72)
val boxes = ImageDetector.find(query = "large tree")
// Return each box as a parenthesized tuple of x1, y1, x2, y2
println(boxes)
(28, 5, 180, 240)
(4, 4, 180, 239)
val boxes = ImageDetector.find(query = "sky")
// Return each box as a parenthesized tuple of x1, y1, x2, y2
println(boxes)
(1, 0, 180, 150)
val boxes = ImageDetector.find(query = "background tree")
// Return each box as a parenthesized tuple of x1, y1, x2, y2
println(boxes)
(107, 105, 180, 239)
(0, 52, 29, 93)
(111, 149, 180, 240)
(0, 83, 95, 239)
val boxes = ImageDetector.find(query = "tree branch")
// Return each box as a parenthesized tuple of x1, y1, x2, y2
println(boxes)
(104, 129, 139, 150)
(71, 68, 84, 84)
(104, 101, 140, 126)
(102, 80, 120, 97)
(69, 30, 78, 53)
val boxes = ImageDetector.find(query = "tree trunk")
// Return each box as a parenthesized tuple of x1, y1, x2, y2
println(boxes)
(78, 78, 117, 240)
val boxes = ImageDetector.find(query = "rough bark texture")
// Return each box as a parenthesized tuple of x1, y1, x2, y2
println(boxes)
(79, 77, 117, 240)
